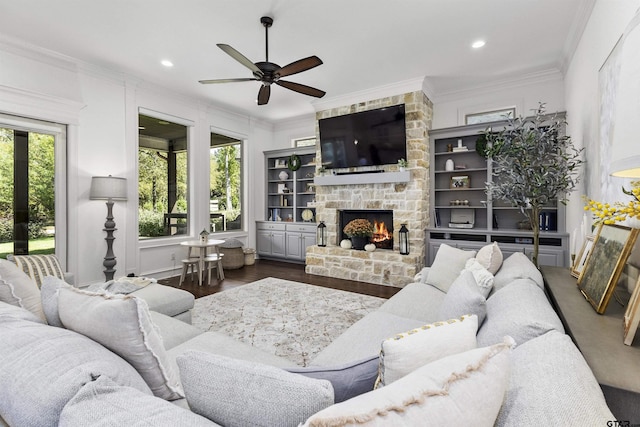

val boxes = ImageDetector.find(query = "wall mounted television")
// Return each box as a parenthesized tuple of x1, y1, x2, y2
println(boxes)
(319, 104, 406, 169)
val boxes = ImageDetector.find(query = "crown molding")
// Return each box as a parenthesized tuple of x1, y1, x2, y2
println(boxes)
(426, 68, 563, 104)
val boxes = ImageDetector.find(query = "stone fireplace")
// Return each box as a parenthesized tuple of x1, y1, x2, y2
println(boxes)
(305, 90, 433, 288)
(339, 209, 394, 249)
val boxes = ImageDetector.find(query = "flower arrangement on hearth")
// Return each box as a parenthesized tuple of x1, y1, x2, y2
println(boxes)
(584, 181, 640, 225)
(343, 219, 374, 237)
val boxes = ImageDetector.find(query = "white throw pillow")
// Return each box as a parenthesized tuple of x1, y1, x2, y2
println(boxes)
(40, 275, 73, 327)
(463, 257, 494, 297)
(57, 287, 183, 401)
(0, 259, 45, 321)
(303, 337, 514, 427)
(476, 242, 503, 274)
(426, 244, 477, 293)
(375, 314, 478, 387)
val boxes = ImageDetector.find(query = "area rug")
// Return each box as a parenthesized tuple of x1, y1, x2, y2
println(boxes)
(191, 278, 385, 367)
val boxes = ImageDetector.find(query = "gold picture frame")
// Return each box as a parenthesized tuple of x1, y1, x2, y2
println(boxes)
(577, 224, 640, 314)
(570, 235, 595, 279)
(624, 276, 640, 346)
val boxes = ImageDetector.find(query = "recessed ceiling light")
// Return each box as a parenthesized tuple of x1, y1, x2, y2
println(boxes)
(161, 59, 174, 67)
(472, 40, 486, 49)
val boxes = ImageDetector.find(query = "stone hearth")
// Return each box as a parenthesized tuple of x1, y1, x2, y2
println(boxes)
(305, 91, 432, 288)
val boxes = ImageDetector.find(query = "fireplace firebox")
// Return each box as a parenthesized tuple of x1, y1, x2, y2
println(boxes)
(339, 209, 394, 249)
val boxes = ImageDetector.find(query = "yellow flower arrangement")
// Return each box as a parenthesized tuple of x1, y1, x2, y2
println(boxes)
(584, 180, 640, 224)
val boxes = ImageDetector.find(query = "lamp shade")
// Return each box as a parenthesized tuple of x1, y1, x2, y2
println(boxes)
(610, 13, 640, 178)
(90, 176, 127, 201)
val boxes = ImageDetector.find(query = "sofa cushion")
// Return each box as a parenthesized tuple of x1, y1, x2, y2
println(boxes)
(58, 287, 184, 400)
(59, 375, 216, 427)
(41, 275, 73, 327)
(438, 271, 487, 324)
(303, 338, 513, 427)
(376, 281, 446, 323)
(0, 316, 151, 427)
(148, 311, 202, 350)
(426, 244, 477, 293)
(287, 355, 379, 403)
(7, 254, 65, 288)
(0, 258, 45, 321)
(493, 252, 544, 292)
(311, 311, 425, 366)
(130, 283, 195, 319)
(376, 314, 478, 387)
(477, 279, 564, 347)
(496, 331, 614, 426)
(177, 351, 333, 427)
(476, 242, 503, 274)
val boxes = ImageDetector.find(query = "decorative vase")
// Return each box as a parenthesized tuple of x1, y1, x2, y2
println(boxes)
(340, 239, 352, 249)
(364, 243, 376, 252)
(279, 171, 289, 181)
(445, 159, 454, 171)
(350, 236, 370, 250)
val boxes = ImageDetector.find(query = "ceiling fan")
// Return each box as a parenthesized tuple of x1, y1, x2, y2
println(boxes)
(199, 16, 326, 105)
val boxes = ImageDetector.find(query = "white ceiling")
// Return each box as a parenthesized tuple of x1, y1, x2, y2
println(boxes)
(0, 0, 593, 122)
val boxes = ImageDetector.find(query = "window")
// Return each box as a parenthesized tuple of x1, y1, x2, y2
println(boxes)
(210, 132, 242, 232)
(138, 114, 188, 238)
(0, 115, 65, 258)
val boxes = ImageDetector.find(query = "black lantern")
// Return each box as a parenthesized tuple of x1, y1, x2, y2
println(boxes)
(399, 224, 409, 255)
(317, 221, 327, 247)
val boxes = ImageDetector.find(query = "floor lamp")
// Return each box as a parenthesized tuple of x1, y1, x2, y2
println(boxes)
(90, 175, 127, 281)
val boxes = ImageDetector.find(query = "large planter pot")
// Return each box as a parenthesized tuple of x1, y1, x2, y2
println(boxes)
(350, 236, 370, 251)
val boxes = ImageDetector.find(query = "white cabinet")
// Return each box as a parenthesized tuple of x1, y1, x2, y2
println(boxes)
(256, 222, 286, 258)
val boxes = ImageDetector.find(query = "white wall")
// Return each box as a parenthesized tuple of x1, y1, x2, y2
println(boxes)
(430, 71, 565, 130)
(0, 40, 275, 285)
(564, 0, 640, 241)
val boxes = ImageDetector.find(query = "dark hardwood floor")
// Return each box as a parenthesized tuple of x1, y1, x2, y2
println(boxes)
(158, 259, 401, 300)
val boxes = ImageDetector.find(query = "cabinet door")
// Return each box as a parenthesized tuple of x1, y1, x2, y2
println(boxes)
(301, 233, 316, 258)
(271, 231, 286, 257)
(286, 233, 303, 259)
(257, 230, 273, 255)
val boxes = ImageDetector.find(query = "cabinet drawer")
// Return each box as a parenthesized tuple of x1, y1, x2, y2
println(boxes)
(256, 222, 286, 231)
(286, 223, 317, 233)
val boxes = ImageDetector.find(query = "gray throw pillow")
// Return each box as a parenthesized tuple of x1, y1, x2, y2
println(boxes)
(492, 252, 544, 292)
(0, 316, 151, 427)
(286, 355, 379, 403)
(177, 351, 334, 427)
(59, 375, 214, 427)
(477, 280, 564, 347)
(438, 270, 487, 325)
(41, 275, 73, 327)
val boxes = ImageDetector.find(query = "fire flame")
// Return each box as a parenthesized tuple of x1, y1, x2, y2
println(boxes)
(371, 220, 392, 243)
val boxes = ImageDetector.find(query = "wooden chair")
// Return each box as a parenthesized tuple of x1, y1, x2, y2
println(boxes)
(179, 246, 201, 286)
(205, 251, 225, 283)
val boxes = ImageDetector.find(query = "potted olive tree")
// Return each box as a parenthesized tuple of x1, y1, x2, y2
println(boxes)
(482, 103, 584, 267)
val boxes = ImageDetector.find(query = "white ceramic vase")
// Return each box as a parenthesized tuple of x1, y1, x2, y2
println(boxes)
(279, 171, 289, 181)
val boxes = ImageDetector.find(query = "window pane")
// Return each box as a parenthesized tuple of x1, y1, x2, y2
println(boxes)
(0, 127, 55, 257)
(138, 114, 188, 238)
(210, 133, 242, 232)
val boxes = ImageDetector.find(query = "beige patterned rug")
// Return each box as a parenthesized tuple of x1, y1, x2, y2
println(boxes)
(191, 278, 385, 366)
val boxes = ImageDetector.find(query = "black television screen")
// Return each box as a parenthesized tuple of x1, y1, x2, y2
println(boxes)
(319, 104, 406, 169)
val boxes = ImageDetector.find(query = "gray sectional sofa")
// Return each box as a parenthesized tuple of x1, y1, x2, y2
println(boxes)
(0, 247, 618, 426)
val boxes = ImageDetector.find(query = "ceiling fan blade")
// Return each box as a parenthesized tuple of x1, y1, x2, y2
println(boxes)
(217, 43, 264, 78)
(199, 78, 257, 84)
(276, 80, 326, 98)
(276, 56, 323, 78)
(257, 85, 271, 105)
